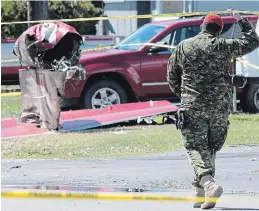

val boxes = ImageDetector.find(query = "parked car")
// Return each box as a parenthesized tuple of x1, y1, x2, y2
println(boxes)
(1, 14, 259, 112)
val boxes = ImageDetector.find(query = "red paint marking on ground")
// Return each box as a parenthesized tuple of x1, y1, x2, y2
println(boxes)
(1, 101, 178, 138)
(1, 118, 47, 139)
(60, 101, 175, 120)
(59, 101, 178, 131)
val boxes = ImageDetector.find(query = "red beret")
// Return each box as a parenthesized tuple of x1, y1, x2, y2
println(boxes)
(203, 14, 224, 29)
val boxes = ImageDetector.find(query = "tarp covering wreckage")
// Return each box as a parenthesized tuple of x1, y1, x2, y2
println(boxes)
(1, 100, 179, 140)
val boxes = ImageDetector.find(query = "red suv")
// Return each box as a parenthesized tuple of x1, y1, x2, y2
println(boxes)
(2, 15, 259, 112)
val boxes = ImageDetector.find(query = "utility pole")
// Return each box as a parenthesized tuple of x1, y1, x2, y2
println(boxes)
(137, 0, 151, 28)
(27, 0, 49, 28)
(27, 1, 32, 28)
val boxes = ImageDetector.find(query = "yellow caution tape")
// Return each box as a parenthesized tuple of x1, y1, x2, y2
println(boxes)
(236, 58, 259, 71)
(1, 42, 258, 71)
(1, 92, 21, 97)
(1, 190, 220, 203)
(1, 10, 258, 25)
(1, 43, 170, 63)
(1, 9, 258, 64)
(1, 59, 20, 63)
(0, 46, 113, 63)
(1, 42, 259, 74)
(141, 43, 259, 72)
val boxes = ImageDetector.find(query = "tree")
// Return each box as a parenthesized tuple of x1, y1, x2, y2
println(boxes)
(91, 0, 105, 12)
(1, 0, 104, 39)
(28, 1, 49, 27)
(1, 1, 28, 39)
(48, 1, 103, 35)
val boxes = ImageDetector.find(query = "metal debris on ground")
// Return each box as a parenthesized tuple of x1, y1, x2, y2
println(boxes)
(112, 128, 128, 135)
(137, 116, 157, 125)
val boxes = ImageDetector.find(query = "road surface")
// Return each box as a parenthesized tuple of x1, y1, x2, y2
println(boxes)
(2, 145, 259, 210)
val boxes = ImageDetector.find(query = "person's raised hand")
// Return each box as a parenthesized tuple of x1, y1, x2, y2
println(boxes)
(227, 8, 242, 21)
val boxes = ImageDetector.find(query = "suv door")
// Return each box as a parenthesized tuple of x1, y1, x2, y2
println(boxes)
(140, 30, 175, 99)
(140, 25, 201, 99)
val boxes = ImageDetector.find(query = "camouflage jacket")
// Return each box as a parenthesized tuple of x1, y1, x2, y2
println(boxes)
(167, 18, 259, 112)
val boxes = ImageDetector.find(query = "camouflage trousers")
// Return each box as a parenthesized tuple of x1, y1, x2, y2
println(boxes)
(180, 108, 230, 187)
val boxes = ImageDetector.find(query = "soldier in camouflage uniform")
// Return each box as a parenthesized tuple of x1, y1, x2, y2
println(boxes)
(167, 10, 259, 209)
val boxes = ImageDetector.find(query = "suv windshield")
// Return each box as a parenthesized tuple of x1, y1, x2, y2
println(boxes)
(115, 24, 166, 50)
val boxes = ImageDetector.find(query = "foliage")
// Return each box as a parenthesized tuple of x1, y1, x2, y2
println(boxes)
(1, 0, 104, 39)
(48, 1, 104, 35)
(1, 1, 28, 39)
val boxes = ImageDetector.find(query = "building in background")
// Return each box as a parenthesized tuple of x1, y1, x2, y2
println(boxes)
(97, 0, 184, 36)
(194, 0, 259, 13)
(97, 0, 150, 37)
(96, 0, 259, 37)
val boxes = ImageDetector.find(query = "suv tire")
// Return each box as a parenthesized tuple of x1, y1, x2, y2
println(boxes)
(83, 80, 129, 109)
(241, 85, 259, 113)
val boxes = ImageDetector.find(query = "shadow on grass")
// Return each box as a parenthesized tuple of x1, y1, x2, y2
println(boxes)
(63, 120, 168, 134)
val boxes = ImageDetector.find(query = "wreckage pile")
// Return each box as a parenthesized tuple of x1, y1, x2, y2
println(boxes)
(13, 22, 86, 130)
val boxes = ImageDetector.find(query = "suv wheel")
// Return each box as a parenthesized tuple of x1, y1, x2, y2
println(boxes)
(241, 85, 259, 113)
(83, 80, 129, 109)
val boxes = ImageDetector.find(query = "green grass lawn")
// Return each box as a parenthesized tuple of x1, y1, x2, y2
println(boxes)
(1, 94, 259, 159)
(1, 95, 21, 119)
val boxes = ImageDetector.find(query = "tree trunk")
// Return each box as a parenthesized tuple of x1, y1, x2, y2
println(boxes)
(27, 0, 49, 27)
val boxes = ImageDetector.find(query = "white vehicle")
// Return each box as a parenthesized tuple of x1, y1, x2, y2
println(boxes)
(235, 21, 259, 113)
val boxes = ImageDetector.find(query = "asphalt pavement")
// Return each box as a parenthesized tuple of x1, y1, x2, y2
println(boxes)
(1, 145, 259, 210)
